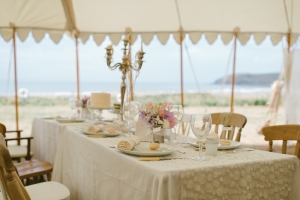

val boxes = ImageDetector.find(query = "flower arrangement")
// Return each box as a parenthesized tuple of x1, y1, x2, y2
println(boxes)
(140, 102, 177, 129)
(76, 96, 90, 108)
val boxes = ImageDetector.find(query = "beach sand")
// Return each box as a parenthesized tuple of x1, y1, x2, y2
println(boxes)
(1, 103, 291, 154)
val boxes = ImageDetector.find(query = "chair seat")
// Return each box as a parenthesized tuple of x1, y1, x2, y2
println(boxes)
(14, 159, 53, 180)
(25, 181, 70, 200)
(8, 145, 33, 158)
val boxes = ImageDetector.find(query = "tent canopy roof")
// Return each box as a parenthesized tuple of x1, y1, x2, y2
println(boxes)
(0, 0, 299, 45)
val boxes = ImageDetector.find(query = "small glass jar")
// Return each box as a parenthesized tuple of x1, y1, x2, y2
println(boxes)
(205, 132, 219, 156)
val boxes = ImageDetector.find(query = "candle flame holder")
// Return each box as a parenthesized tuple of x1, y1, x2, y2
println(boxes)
(105, 34, 145, 121)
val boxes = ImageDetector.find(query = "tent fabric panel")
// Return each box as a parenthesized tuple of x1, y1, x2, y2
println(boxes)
(177, 0, 290, 34)
(93, 34, 106, 45)
(0, 0, 67, 30)
(205, 33, 218, 44)
(72, 0, 179, 33)
(17, 29, 30, 42)
(0, 29, 13, 42)
(109, 33, 122, 45)
(157, 33, 170, 45)
(221, 33, 234, 45)
(253, 33, 267, 45)
(189, 33, 202, 44)
(32, 30, 46, 43)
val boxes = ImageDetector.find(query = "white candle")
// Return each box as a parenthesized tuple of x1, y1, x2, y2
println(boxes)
(124, 34, 130, 41)
(106, 45, 113, 50)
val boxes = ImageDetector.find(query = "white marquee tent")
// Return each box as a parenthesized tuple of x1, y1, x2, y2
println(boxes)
(1, 0, 299, 45)
(1, 0, 300, 128)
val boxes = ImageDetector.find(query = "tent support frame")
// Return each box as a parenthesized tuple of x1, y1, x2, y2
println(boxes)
(230, 34, 237, 113)
(12, 28, 20, 145)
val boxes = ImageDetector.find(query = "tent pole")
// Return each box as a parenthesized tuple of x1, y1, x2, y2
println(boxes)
(287, 33, 291, 52)
(75, 35, 80, 100)
(230, 34, 237, 113)
(180, 33, 185, 134)
(180, 34, 184, 109)
(12, 28, 20, 144)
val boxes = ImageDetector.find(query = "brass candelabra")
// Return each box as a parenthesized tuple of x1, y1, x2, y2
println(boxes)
(105, 34, 145, 121)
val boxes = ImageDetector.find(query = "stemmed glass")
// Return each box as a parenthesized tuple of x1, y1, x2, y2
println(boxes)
(68, 98, 77, 117)
(191, 114, 212, 161)
(123, 101, 141, 137)
(169, 105, 183, 143)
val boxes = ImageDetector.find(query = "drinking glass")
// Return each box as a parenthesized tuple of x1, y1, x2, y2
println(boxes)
(68, 98, 77, 117)
(123, 101, 141, 137)
(86, 100, 96, 122)
(190, 114, 212, 161)
(169, 104, 183, 143)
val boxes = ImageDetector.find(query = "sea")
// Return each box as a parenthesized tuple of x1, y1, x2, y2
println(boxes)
(0, 81, 272, 97)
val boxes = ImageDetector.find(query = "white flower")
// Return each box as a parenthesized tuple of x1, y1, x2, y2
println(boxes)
(162, 120, 170, 128)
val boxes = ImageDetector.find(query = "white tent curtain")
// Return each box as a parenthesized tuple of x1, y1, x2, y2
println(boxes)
(0, 0, 299, 45)
(284, 50, 300, 124)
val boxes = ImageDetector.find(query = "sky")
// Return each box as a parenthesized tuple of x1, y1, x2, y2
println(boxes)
(0, 32, 286, 94)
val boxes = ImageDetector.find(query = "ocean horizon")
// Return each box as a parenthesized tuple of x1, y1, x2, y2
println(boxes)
(0, 80, 272, 97)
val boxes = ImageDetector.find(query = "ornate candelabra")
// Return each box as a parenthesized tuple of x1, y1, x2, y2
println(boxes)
(105, 34, 145, 121)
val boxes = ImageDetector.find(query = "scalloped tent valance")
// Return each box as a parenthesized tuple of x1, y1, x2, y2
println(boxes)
(0, 0, 299, 45)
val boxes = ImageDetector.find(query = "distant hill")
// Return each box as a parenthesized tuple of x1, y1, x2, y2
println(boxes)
(214, 73, 279, 85)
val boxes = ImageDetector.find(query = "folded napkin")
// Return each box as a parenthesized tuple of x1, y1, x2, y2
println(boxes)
(88, 125, 104, 133)
(117, 136, 141, 151)
(219, 112, 232, 126)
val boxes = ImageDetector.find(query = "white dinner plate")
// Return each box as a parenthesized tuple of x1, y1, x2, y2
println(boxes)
(117, 142, 175, 156)
(79, 128, 121, 137)
(55, 118, 85, 123)
(189, 140, 241, 150)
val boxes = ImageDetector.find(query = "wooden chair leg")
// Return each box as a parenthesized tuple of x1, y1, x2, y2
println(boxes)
(47, 173, 52, 181)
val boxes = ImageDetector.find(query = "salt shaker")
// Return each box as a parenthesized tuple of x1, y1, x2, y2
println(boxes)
(205, 132, 219, 156)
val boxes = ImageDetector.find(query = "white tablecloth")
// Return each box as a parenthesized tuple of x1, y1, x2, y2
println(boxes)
(32, 119, 300, 200)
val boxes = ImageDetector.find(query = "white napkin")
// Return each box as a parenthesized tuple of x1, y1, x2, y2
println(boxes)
(117, 136, 141, 151)
(87, 125, 104, 133)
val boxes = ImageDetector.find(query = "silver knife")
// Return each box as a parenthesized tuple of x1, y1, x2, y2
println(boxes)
(138, 157, 185, 161)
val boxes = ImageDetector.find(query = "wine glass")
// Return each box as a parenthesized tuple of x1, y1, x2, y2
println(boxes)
(169, 104, 183, 143)
(68, 98, 77, 117)
(86, 100, 95, 122)
(191, 114, 212, 161)
(123, 101, 141, 137)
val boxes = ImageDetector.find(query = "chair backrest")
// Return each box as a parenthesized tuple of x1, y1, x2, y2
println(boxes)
(177, 114, 192, 136)
(0, 124, 6, 138)
(0, 140, 31, 200)
(262, 125, 300, 158)
(211, 112, 247, 142)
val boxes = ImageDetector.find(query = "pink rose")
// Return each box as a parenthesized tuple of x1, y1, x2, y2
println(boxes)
(169, 117, 177, 128)
(158, 108, 164, 116)
(147, 102, 153, 109)
(161, 102, 167, 109)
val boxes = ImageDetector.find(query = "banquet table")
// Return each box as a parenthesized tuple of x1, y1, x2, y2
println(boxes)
(31, 118, 300, 200)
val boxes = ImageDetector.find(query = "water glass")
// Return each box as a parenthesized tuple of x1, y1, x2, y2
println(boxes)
(191, 114, 212, 161)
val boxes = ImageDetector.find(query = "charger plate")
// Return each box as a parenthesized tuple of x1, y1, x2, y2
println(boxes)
(55, 118, 85, 123)
(80, 127, 121, 137)
(117, 142, 175, 156)
(189, 140, 240, 150)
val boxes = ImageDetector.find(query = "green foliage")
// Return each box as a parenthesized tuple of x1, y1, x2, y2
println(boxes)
(0, 94, 272, 107)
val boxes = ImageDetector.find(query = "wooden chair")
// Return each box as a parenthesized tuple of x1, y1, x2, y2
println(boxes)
(211, 112, 247, 142)
(0, 123, 33, 162)
(262, 125, 300, 158)
(177, 114, 192, 136)
(0, 143, 70, 200)
(0, 123, 53, 185)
